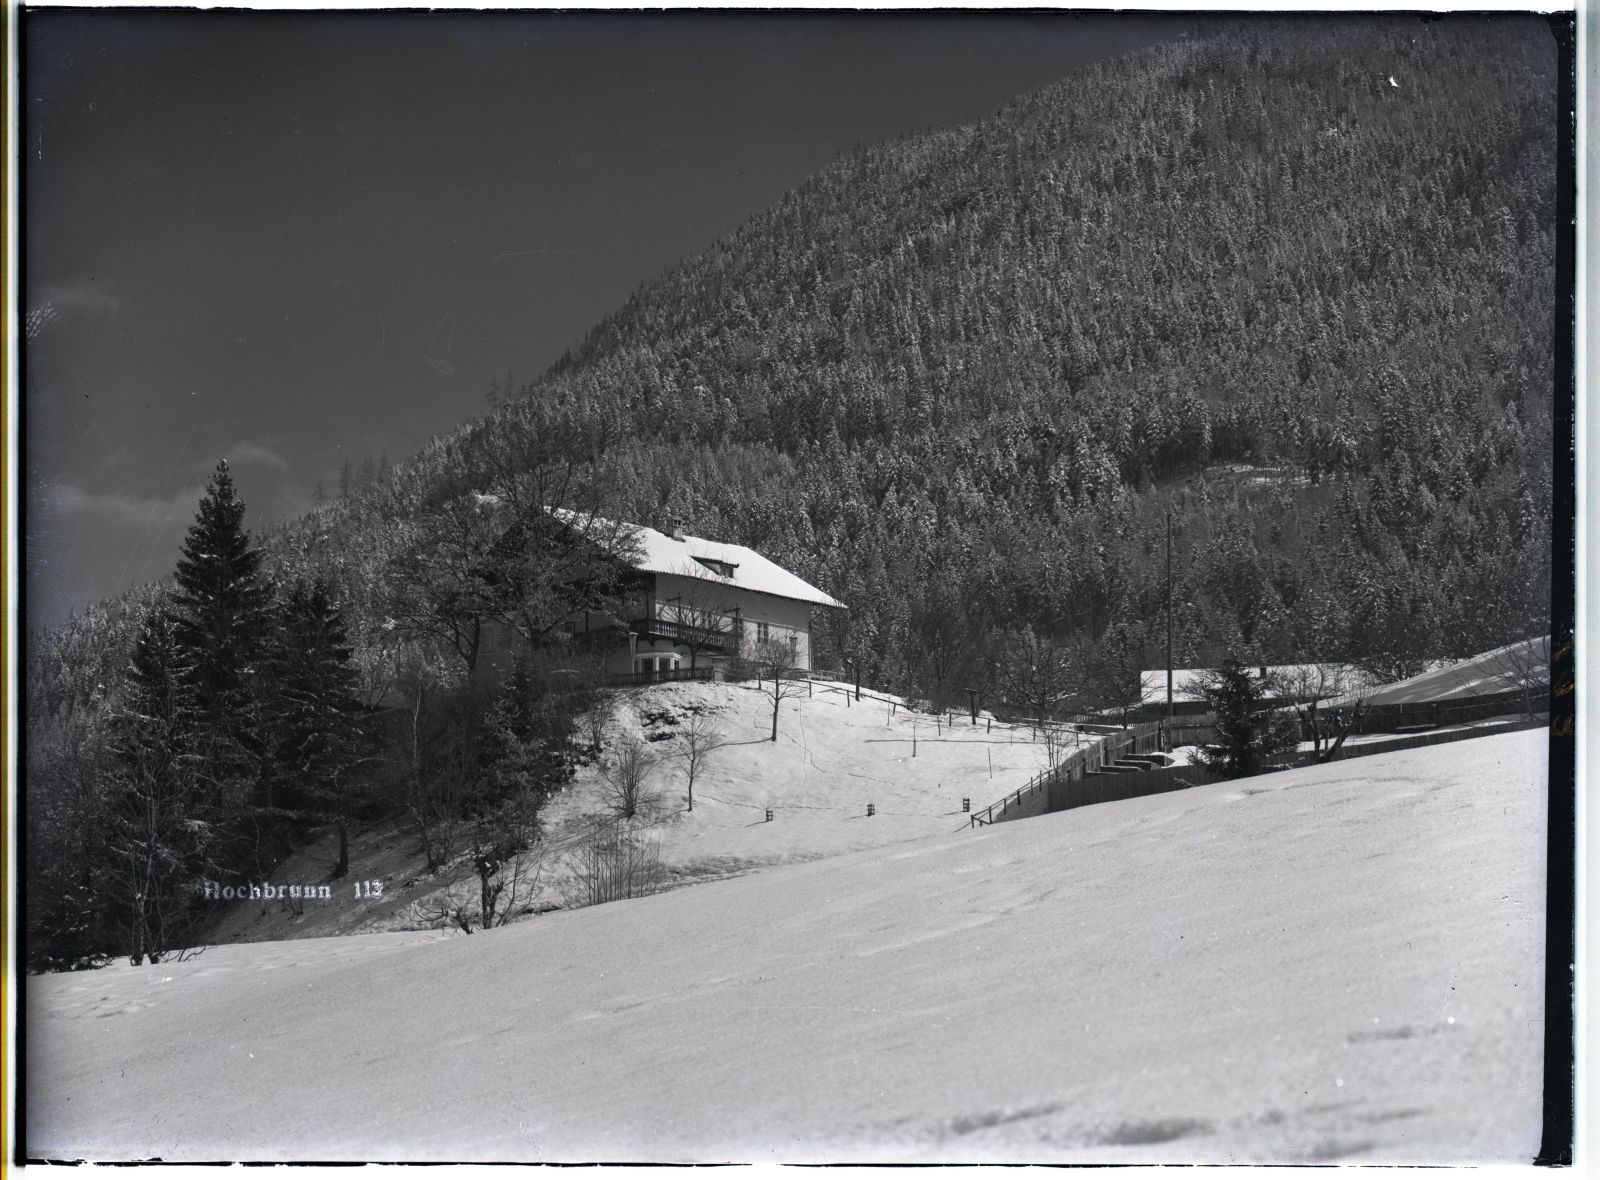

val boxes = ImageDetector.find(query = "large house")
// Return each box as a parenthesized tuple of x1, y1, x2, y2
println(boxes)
(487, 519, 846, 682)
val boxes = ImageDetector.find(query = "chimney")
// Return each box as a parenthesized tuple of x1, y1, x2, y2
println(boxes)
(669, 516, 685, 542)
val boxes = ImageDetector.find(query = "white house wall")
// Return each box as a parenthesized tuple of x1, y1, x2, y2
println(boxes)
(479, 581, 820, 680)
(651, 572, 815, 670)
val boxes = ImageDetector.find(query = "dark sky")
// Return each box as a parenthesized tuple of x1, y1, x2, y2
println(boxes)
(24, 10, 1179, 630)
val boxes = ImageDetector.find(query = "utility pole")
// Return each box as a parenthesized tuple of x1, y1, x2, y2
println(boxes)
(1166, 508, 1175, 727)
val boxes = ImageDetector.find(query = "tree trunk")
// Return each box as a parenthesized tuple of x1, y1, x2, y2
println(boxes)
(480, 864, 493, 931)
(333, 821, 350, 880)
(1318, 702, 1367, 763)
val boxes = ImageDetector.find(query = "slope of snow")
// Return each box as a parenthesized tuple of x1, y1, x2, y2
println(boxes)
(543, 677, 1072, 873)
(198, 679, 1072, 944)
(27, 730, 1547, 1164)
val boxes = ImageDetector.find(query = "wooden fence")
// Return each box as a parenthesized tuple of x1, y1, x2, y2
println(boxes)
(1346, 687, 1547, 732)
(968, 721, 1165, 827)
(601, 666, 716, 689)
(1044, 715, 1547, 816)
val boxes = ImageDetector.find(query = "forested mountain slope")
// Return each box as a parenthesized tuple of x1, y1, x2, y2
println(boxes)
(469, 15, 1556, 695)
(57, 15, 1558, 704)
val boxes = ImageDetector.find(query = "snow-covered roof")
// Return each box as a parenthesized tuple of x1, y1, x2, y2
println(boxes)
(1138, 663, 1381, 706)
(1325, 637, 1549, 709)
(536, 507, 841, 609)
(627, 522, 845, 610)
(540, 508, 842, 610)
(1138, 641, 1549, 711)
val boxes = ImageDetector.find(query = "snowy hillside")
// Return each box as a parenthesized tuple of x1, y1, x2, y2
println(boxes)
(198, 677, 1072, 944)
(544, 677, 1069, 872)
(27, 729, 1547, 1163)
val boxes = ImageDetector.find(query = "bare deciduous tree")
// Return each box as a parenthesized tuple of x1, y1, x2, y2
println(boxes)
(395, 658, 468, 872)
(562, 818, 666, 909)
(1081, 622, 1150, 729)
(998, 626, 1079, 735)
(675, 710, 726, 812)
(381, 400, 642, 684)
(418, 789, 547, 933)
(1267, 663, 1370, 763)
(601, 736, 657, 820)
(582, 688, 617, 759)
(1450, 633, 1550, 719)
(662, 565, 739, 671)
(1039, 719, 1078, 771)
(752, 639, 806, 742)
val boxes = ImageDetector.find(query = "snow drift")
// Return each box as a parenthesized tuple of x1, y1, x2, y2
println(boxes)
(25, 730, 1547, 1163)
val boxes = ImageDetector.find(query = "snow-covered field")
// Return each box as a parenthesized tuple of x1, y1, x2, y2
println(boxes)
(26, 729, 1547, 1163)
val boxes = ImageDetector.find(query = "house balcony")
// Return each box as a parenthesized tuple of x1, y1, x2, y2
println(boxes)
(626, 614, 737, 652)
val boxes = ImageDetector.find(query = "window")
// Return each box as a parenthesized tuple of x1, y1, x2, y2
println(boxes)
(756, 621, 769, 644)
(693, 556, 737, 578)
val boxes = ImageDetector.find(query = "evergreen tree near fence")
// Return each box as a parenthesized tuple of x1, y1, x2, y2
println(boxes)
(1194, 658, 1298, 778)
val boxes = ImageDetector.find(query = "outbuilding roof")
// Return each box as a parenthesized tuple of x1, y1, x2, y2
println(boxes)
(1323, 636, 1548, 708)
(1138, 663, 1382, 706)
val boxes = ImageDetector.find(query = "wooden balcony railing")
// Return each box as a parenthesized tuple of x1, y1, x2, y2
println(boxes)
(627, 615, 735, 651)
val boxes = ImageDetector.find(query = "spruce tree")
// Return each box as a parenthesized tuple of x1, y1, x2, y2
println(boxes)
(171, 459, 270, 800)
(108, 608, 213, 964)
(267, 577, 364, 878)
(1194, 657, 1296, 778)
